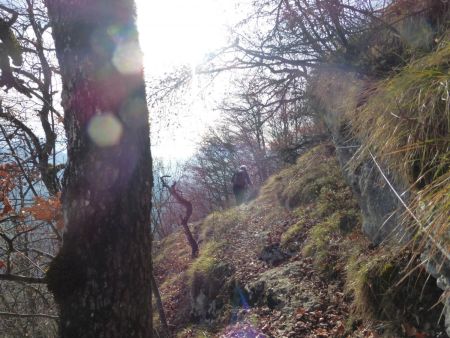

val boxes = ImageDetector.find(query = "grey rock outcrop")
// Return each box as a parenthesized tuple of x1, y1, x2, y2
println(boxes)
(311, 66, 410, 245)
(258, 243, 290, 266)
(332, 127, 410, 245)
(190, 262, 233, 322)
(245, 261, 321, 312)
(311, 65, 449, 335)
(423, 249, 450, 336)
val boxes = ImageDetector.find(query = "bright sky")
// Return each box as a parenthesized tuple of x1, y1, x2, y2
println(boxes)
(135, 0, 242, 161)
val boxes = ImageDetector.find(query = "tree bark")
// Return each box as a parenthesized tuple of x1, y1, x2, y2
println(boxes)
(44, 1, 153, 337)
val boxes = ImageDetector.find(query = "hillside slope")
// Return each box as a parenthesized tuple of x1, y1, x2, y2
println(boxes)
(153, 144, 445, 338)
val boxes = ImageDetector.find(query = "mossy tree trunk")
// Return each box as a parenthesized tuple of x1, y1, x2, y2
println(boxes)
(45, 0, 153, 337)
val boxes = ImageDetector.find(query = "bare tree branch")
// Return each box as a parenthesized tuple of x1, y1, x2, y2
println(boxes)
(0, 311, 58, 319)
(0, 274, 46, 284)
(161, 176, 199, 258)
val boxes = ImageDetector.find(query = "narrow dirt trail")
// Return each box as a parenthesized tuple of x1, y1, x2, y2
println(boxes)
(214, 203, 352, 338)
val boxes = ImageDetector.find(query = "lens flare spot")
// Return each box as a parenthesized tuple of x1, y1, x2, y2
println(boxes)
(112, 41, 142, 74)
(88, 114, 123, 147)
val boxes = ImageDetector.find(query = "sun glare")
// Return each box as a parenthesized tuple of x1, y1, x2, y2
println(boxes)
(135, 0, 240, 160)
(135, 0, 233, 75)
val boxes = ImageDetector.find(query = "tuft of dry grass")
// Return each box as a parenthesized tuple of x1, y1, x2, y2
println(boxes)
(349, 39, 450, 258)
(350, 42, 449, 182)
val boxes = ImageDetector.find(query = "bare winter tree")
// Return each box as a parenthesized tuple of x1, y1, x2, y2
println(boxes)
(186, 127, 240, 210)
(0, 0, 64, 197)
(44, 0, 153, 337)
(0, 2, 63, 335)
(195, 1, 448, 167)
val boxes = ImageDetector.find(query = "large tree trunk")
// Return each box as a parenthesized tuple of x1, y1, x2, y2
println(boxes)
(44, 1, 153, 337)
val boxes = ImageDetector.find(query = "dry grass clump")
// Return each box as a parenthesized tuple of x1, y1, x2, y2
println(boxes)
(258, 143, 339, 209)
(349, 40, 450, 254)
(351, 42, 449, 182)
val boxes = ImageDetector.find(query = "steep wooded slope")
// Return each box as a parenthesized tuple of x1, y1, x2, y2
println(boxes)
(153, 144, 445, 337)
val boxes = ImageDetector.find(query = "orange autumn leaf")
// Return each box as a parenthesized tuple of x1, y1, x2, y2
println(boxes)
(0, 163, 18, 216)
(24, 194, 63, 229)
(314, 328, 329, 337)
(0, 191, 13, 216)
(1, 198, 12, 215)
(295, 307, 306, 317)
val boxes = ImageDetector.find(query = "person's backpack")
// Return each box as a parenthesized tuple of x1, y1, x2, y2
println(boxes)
(232, 170, 247, 187)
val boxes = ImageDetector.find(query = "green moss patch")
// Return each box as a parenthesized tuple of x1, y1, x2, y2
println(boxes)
(187, 241, 224, 280)
(301, 211, 359, 276)
(281, 218, 306, 248)
(200, 208, 246, 242)
(272, 143, 361, 274)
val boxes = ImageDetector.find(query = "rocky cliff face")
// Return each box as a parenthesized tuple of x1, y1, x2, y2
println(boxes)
(311, 65, 450, 336)
(311, 67, 411, 245)
(332, 124, 410, 246)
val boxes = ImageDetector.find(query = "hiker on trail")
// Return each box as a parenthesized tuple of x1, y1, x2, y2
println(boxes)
(231, 165, 252, 205)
